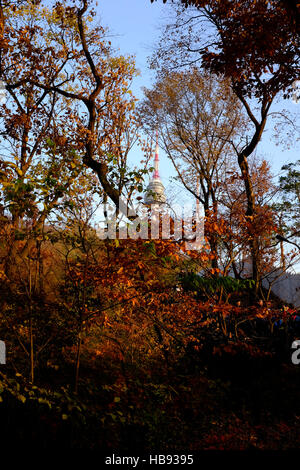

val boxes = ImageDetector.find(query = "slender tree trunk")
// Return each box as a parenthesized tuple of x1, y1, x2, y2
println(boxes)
(238, 152, 260, 293)
(279, 217, 286, 270)
(36, 239, 44, 295)
(74, 322, 83, 393)
(280, 238, 285, 271)
(250, 238, 260, 295)
(29, 307, 34, 384)
(231, 260, 241, 279)
(29, 267, 34, 384)
(203, 201, 218, 270)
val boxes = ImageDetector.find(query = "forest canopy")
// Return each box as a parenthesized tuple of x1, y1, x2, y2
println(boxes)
(0, 0, 299, 452)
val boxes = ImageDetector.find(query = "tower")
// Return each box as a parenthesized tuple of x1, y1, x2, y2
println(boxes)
(144, 131, 166, 206)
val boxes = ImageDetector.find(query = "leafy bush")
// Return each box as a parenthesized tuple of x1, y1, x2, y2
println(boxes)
(180, 272, 255, 299)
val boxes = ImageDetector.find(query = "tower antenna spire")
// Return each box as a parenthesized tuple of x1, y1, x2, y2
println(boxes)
(144, 129, 166, 206)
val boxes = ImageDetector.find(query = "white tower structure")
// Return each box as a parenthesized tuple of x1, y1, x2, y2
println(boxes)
(144, 131, 166, 206)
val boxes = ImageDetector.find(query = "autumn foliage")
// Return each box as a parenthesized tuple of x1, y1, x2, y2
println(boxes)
(0, 0, 299, 453)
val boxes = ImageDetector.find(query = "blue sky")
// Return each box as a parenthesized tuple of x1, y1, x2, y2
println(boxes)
(97, 0, 300, 189)
(98, 0, 167, 97)
(98, 0, 178, 191)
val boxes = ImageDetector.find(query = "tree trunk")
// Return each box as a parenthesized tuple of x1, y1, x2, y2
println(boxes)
(74, 323, 83, 393)
(238, 152, 260, 293)
(29, 308, 34, 384)
(203, 200, 218, 270)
